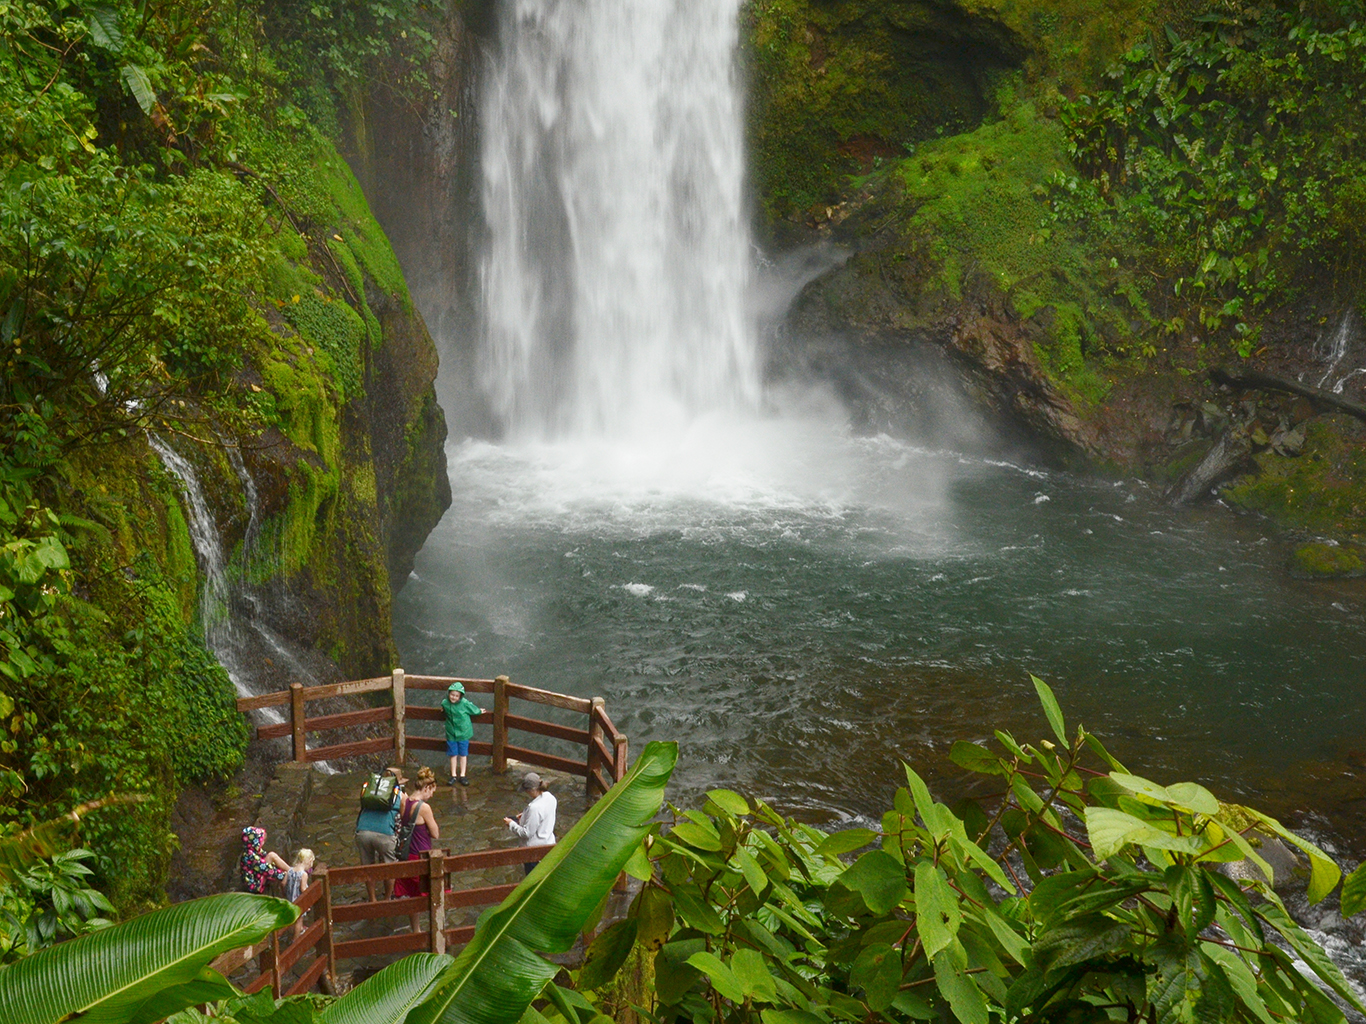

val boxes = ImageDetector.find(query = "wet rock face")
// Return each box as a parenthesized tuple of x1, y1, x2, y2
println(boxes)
(338, 1, 490, 436)
(779, 253, 1100, 463)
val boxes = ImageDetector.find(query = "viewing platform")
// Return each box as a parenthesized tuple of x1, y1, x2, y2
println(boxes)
(218, 673, 632, 995)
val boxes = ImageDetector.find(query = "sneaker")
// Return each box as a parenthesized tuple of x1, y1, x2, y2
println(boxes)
(459, 775, 470, 786)
(448, 775, 459, 786)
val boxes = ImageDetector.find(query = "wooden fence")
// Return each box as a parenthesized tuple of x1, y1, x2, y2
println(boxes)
(210, 844, 554, 997)
(236, 673, 629, 798)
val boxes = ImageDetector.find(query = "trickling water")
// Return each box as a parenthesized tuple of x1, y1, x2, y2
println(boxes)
(148, 435, 290, 722)
(479, 0, 757, 437)
(147, 436, 232, 643)
(1314, 311, 1364, 393)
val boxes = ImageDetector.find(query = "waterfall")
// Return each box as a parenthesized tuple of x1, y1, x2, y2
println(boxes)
(1314, 311, 1363, 394)
(148, 435, 290, 721)
(479, 0, 758, 438)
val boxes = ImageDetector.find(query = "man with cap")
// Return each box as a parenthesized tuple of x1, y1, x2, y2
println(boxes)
(441, 681, 484, 786)
(504, 772, 557, 875)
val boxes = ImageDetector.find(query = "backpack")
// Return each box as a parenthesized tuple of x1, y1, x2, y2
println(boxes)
(396, 798, 423, 859)
(359, 771, 398, 812)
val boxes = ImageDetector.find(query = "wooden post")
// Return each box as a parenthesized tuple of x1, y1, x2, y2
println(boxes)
(614, 734, 628, 783)
(290, 683, 306, 762)
(319, 868, 337, 991)
(492, 676, 509, 774)
(392, 668, 406, 765)
(265, 928, 282, 998)
(588, 697, 605, 801)
(428, 849, 446, 955)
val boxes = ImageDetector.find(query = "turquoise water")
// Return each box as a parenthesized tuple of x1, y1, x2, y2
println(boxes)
(393, 422, 1366, 832)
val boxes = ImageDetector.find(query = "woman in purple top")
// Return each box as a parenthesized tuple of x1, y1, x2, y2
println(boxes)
(393, 767, 441, 930)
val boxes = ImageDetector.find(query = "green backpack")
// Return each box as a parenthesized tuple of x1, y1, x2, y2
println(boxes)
(359, 771, 398, 812)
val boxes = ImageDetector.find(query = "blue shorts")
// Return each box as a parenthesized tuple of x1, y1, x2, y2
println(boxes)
(446, 739, 470, 757)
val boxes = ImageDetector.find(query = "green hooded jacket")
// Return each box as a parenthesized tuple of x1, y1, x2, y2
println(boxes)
(442, 694, 484, 741)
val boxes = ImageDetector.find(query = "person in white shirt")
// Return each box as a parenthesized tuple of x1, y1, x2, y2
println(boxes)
(504, 772, 557, 875)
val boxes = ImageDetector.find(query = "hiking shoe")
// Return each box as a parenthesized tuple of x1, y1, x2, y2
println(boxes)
(459, 776, 470, 786)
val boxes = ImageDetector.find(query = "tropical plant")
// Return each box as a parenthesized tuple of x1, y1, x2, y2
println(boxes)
(0, 847, 115, 963)
(544, 680, 1366, 1024)
(1051, 2, 1366, 354)
(0, 892, 297, 1024)
(0, 742, 678, 1024)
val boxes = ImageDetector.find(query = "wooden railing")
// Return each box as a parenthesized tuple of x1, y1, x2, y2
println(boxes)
(236, 672, 629, 798)
(210, 844, 554, 997)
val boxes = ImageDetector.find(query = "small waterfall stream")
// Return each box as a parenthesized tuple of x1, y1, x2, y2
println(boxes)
(148, 435, 298, 723)
(1314, 311, 1365, 394)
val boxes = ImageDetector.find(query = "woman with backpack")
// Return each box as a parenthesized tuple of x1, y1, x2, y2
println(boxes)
(392, 766, 441, 931)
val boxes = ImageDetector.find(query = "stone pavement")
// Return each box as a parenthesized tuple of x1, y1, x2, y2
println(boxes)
(250, 756, 591, 985)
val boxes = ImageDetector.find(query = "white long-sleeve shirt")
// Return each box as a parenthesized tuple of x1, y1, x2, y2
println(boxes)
(508, 791, 557, 846)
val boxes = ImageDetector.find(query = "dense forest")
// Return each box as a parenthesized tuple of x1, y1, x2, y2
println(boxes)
(0, 0, 451, 912)
(1, 0, 1364, 971)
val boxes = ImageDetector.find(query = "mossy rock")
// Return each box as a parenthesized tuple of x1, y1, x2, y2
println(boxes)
(1221, 418, 1366, 539)
(1290, 542, 1365, 579)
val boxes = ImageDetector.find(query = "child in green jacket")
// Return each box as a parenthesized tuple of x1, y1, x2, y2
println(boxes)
(442, 681, 484, 786)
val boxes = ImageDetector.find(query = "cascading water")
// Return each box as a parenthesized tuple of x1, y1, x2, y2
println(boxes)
(479, 0, 758, 438)
(148, 435, 291, 723)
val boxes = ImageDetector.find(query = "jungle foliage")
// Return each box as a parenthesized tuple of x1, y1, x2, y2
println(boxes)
(0, 0, 428, 908)
(10, 702, 1365, 1024)
(1051, 1, 1366, 353)
(560, 681, 1366, 1024)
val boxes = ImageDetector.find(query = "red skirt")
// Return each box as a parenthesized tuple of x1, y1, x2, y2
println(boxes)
(393, 853, 430, 899)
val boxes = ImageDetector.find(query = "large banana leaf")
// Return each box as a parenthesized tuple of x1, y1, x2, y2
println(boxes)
(322, 953, 450, 1024)
(0, 892, 297, 1024)
(406, 740, 678, 1024)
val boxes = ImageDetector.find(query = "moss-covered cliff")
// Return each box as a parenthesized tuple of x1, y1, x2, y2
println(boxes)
(0, 0, 449, 906)
(751, 0, 1366, 543)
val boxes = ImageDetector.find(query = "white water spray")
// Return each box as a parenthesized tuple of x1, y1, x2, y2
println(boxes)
(479, 0, 757, 438)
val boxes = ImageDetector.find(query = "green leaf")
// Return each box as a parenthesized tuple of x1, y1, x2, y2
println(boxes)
(668, 822, 722, 852)
(321, 954, 449, 1024)
(622, 843, 652, 881)
(705, 790, 749, 816)
(1341, 862, 1366, 918)
(1238, 808, 1341, 904)
(579, 919, 638, 990)
(814, 829, 877, 858)
(654, 939, 704, 1003)
(1033, 914, 1131, 973)
(1165, 783, 1219, 816)
(731, 948, 777, 1003)
(0, 893, 297, 1024)
(734, 847, 768, 897)
(1031, 675, 1067, 745)
(686, 952, 744, 1003)
(832, 850, 907, 917)
(121, 64, 156, 115)
(629, 885, 673, 950)
(86, 7, 122, 50)
(1255, 899, 1366, 1015)
(1200, 943, 1275, 1024)
(950, 741, 1004, 775)
(1085, 806, 1203, 860)
(761, 1011, 826, 1024)
(406, 742, 677, 1024)
(1167, 865, 1216, 935)
(670, 887, 725, 935)
(932, 942, 989, 1024)
(913, 862, 960, 959)
(850, 942, 901, 1012)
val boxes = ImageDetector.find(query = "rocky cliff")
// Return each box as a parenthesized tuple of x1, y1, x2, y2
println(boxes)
(749, 0, 1366, 559)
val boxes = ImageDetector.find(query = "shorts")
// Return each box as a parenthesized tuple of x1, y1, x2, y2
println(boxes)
(446, 739, 470, 757)
(356, 830, 396, 864)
